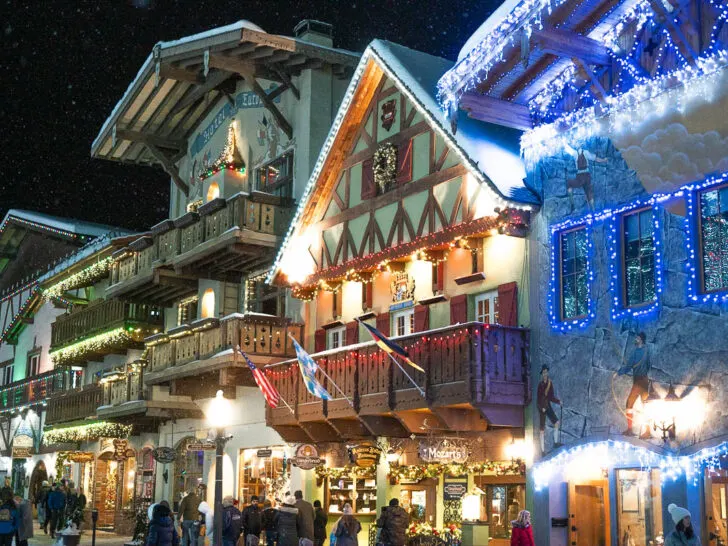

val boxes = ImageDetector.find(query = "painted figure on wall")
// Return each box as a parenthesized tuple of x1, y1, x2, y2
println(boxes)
(537, 365, 562, 453)
(618, 332, 652, 439)
(564, 144, 607, 209)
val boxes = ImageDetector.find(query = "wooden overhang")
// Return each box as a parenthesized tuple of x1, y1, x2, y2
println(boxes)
(440, 0, 728, 130)
(91, 21, 359, 196)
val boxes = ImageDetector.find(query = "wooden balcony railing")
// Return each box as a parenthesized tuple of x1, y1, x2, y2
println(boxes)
(51, 298, 163, 349)
(0, 369, 74, 413)
(266, 322, 530, 440)
(45, 383, 103, 426)
(109, 192, 292, 289)
(102, 370, 145, 407)
(145, 314, 303, 377)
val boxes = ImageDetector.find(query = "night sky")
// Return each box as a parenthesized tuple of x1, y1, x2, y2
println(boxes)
(1, 0, 498, 232)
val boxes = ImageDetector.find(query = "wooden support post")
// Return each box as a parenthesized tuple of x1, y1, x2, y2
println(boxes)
(145, 142, 189, 196)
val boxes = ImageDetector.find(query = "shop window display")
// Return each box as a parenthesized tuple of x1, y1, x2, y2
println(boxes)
(616, 469, 663, 546)
(238, 448, 286, 504)
(135, 448, 155, 509)
(174, 437, 204, 508)
(324, 469, 377, 515)
(707, 467, 728, 545)
(480, 483, 525, 539)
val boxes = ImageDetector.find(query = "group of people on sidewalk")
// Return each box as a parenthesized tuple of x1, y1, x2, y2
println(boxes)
(0, 486, 33, 546)
(34, 478, 87, 538)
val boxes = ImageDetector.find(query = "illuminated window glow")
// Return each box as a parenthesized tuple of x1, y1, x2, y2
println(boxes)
(206, 182, 220, 202)
(200, 289, 216, 319)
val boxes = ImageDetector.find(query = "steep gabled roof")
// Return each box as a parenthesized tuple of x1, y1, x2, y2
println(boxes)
(269, 39, 537, 282)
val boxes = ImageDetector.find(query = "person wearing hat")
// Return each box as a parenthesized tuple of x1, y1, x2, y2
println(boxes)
(333, 504, 361, 546)
(275, 496, 299, 546)
(222, 496, 243, 546)
(35, 481, 50, 533)
(537, 365, 562, 454)
(665, 504, 701, 546)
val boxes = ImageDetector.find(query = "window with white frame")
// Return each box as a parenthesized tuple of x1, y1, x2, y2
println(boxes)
(474, 290, 500, 324)
(26, 352, 40, 378)
(1, 363, 14, 386)
(393, 308, 415, 337)
(328, 326, 346, 350)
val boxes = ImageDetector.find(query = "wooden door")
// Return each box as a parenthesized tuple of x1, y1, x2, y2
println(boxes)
(568, 480, 610, 546)
(705, 471, 728, 545)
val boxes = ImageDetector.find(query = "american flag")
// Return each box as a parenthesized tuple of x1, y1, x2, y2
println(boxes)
(237, 348, 280, 408)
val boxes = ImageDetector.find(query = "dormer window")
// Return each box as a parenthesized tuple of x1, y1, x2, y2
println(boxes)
(257, 152, 293, 198)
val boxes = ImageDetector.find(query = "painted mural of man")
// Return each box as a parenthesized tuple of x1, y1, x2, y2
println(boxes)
(564, 145, 607, 209)
(618, 332, 651, 439)
(537, 365, 562, 453)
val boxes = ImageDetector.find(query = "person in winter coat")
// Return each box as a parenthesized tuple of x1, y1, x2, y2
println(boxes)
(47, 484, 66, 538)
(665, 504, 701, 546)
(198, 501, 214, 545)
(275, 496, 299, 546)
(35, 481, 50, 533)
(313, 500, 328, 546)
(0, 488, 20, 546)
(377, 499, 410, 546)
(242, 495, 263, 546)
(14, 496, 33, 546)
(510, 510, 535, 546)
(222, 496, 243, 546)
(333, 504, 361, 546)
(261, 499, 277, 546)
(147, 502, 179, 546)
(294, 490, 315, 542)
(178, 488, 202, 546)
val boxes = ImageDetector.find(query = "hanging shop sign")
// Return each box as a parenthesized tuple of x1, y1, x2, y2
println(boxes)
(290, 444, 324, 470)
(349, 443, 382, 468)
(11, 447, 32, 459)
(186, 442, 217, 452)
(113, 439, 135, 461)
(68, 452, 94, 463)
(12, 435, 33, 448)
(152, 447, 176, 464)
(443, 475, 468, 500)
(257, 449, 273, 458)
(390, 272, 416, 310)
(418, 440, 469, 464)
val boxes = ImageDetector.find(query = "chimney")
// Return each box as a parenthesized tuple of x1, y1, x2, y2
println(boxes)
(293, 20, 333, 47)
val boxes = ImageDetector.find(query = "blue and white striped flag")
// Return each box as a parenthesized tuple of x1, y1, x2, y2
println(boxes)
(290, 336, 333, 400)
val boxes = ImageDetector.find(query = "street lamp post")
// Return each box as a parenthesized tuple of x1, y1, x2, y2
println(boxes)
(204, 390, 233, 546)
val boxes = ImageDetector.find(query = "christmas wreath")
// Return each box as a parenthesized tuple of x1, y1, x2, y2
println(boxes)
(373, 144, 398, 194)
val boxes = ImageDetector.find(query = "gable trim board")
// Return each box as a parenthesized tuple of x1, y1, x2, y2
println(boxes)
(269, 40, 536, 285)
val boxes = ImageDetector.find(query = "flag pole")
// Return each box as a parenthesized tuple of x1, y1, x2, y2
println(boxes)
(278, 394, 296, 416)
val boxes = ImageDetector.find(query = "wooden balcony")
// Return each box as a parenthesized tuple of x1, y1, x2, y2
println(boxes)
(107, 192, 293, 304)
(0, 369, 72, 415)
(266, 322, 530, 443)
(45, 383, 103, 426)
(144, 313, 303, 399)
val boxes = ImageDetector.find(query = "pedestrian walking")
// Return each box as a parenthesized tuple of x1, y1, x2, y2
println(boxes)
(510, 510, 534, 546)
(241, 495, 262, 546)
(14, 495, 33, 546)
(0, 488, 19, 546)
(275, 496, 299, 546)
(665, 504, 701, 546)
(47, 483, 66, 538)
(35, 481, 50, 533)
(294, 490, 314, 544)
(147, 501, 179, 546)
(313, 500, 328, 546)
(333, 505, 361, 546)
(376, 499, 409, 546)
(261, 499, 277, 546)
(178, 488, 201, 546)
(222, 496, 243, 546)
(198, 501, 214, 546)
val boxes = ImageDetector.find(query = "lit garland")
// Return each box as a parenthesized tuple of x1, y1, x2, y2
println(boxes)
(42, 257, 113, 301)
(373, 144, 398, 194)
(0, 215, 83, 242)
(43, 422, 132, 445)
(0, 285, 41, 343)
(407, 523, 462, 540)
(49, 327, 133, 366)
(314, 466, 375, 482)
(199, 123, 246, 181)
(389, 460, 524, 483)
(532, 439, 728, 491)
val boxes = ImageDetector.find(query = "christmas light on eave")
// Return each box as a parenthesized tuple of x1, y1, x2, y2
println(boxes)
(49, 326, 133, 366)
(42, 257, 113, 301)
(43, 421, 133, 445)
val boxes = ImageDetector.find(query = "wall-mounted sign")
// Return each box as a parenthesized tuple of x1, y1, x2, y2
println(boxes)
(113, 439, 135, 461)
(152, 447, 176, 464)
(68, 452, 94, 463)
(257, 449, 273, 458)
(290, 444, 324, 470)
(443, 475, 468, 500)
(186, 442, 217, 452)
(349, 443, 382, 468)
(11, 447, 32, 459)
(418, 440, 469, 464)
(12, 435, 33, 448)
(390, 272, 415, 308)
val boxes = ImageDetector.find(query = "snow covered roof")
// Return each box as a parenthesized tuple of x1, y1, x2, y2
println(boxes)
(456, 0, 522, 62)
(268, 39, 537, 283)
(1, 209, 125, 239)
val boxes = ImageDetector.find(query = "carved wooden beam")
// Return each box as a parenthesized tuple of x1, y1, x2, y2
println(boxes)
(271, 66, 300, 100)
(158, 63, 203, 84)
(532, 29, 611, 65)
(170, 69, 235, 115)
(145, 142, 189, 196)
(572, 57, 608, 103)
(114, 128, 185, 151)
(209, 54, 293, 139)
(459, 93, 533, 130)
(649, 0, 698, 64)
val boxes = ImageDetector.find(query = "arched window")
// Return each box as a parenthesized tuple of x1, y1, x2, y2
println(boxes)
(201, 289, 216, 319)
(206, 182, 220, 202)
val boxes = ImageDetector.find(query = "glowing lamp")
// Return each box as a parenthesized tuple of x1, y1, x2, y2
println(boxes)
(462, 488, 484, 522)
(385, 450, 401, 464)
(645, 383, 681, 442)
(205, 390, 233, 430)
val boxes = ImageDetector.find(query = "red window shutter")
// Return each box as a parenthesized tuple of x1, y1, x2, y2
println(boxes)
(450, 294, 468, 324)
(396, 139, 413, 184)
(498, 282, 518, 327)
(376, 312, 390, 337)
(414, 305, 429, 333)
(314, 329, 326, 352)
(361, 158, 376, 199)
(346, 321, 359, 345)
(364, 282, 373, 310)
(435, 262, 444, 292)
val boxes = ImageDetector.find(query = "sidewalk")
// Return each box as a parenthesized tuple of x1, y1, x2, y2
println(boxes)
(28, 529, 133, 546)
